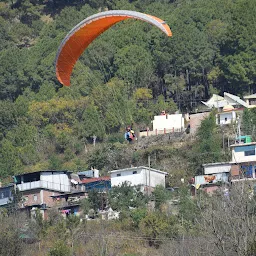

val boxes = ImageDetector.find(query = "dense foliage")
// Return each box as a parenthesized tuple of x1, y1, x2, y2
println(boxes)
(0, 0, 255, 178)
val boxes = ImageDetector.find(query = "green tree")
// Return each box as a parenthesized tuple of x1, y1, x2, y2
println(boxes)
(152, 185, 171, 210)
(190, 111, 224, 174)
(88, 189, 103, 211)
(139, 212, 177, 248)
(48, 240, 71, 256)
(108, 181, 148, 212)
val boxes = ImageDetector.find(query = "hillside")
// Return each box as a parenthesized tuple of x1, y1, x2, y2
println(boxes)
(0, 0, 255, 179)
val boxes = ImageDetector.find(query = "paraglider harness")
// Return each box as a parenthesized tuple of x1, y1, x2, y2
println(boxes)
(125, 126, 136, 142)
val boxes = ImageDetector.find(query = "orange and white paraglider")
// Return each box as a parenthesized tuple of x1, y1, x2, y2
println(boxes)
(55, 10, 172, 86)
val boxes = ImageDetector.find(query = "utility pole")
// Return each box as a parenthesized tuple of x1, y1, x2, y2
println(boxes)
(92, 135, 97, 147)
(148, 155, 151, 196)
(236, 117, 241, 144)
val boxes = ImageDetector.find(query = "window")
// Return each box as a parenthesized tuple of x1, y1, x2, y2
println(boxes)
(244, 150, 255, 156)
(33, 194, 38, 202)
(249, 99, 256, 105)
(133, 171, 137, 174)
(117, 173, 121, 177)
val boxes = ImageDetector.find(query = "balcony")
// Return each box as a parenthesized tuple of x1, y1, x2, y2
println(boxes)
(17, 180, 70, 192)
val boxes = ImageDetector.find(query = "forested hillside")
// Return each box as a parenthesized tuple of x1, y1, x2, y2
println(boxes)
(0, 0, 255, 179)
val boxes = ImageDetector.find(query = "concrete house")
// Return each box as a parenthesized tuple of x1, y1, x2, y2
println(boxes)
(229, 141, 256, 180)
(13, 170, 72, 219)
(244, 94, 256, 108)
(230, 142, 256, 163)
(201, 92, 248, 126)
(139, 113, 184, 137)
(202, 92, 248, 110)
(110, 166, 167, 194)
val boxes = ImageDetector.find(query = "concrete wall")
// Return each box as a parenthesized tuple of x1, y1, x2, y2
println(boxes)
(21, 189, 42, 207)
(189, 112, 210, 134)
(111, 169, 144, 187)
(218, 112, 236, 125)
(204, 163, 231, 175)
(18, 172, 70, 192)
(141, 168, 166, 188)
(41, 172, 70, 191)
(152, 114, 184, 131)
(21, 189, 62, 208)
(111, 167, 166, 189)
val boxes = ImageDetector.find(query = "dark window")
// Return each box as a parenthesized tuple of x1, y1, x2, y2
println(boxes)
(117, 173, 121, 177)
(133, 171, 137, 174)
(0, 189, 11, 199)
(244, 150, 255, 156)
(23, 172, 40, 182)
(249, 99, 256, 105)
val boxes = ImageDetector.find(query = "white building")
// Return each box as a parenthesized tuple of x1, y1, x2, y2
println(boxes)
(140, 114, 184, 137)
(202, 92, 248, 110)
(230, 142, 256, 163)
(14, 170, 71, 192)
(152, 114, 184, 132)
(244, 94, 256, 108)
(203, 162, 231, 175)
(110, 166, 168, 193)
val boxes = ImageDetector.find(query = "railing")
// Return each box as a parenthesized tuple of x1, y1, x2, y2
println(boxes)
(57, 199, 82, 208)
(17, 180, 70, 192)
(139, 128, 183, 137)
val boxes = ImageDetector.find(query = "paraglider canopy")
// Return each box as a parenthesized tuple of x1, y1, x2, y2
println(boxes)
(55, 10, 172, 86)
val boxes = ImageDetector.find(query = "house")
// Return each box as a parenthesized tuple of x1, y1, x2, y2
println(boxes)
(229, 141, 256, 180)
(201, 92, 248, 126)
(152, 113, 184, 133)
(230, 141, 256, 163)
(0, 184, 14, 208)
(13, 170, 73, 219)
(139, 113, 184, 137)
(216, 105, 243, 125)
(110, 166, 168, 194)
(202, 92, 248, 110)
(244, 94, 256, 108)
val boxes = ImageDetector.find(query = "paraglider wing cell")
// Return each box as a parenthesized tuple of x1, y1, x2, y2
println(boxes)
(55, 10, 172, 86)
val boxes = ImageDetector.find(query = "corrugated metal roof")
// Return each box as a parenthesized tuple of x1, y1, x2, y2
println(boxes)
(244, 94, 256, 99)
(81, 177, 110, 184)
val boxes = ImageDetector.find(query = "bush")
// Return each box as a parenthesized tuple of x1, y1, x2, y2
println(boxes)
(48, 240, 71, 256)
